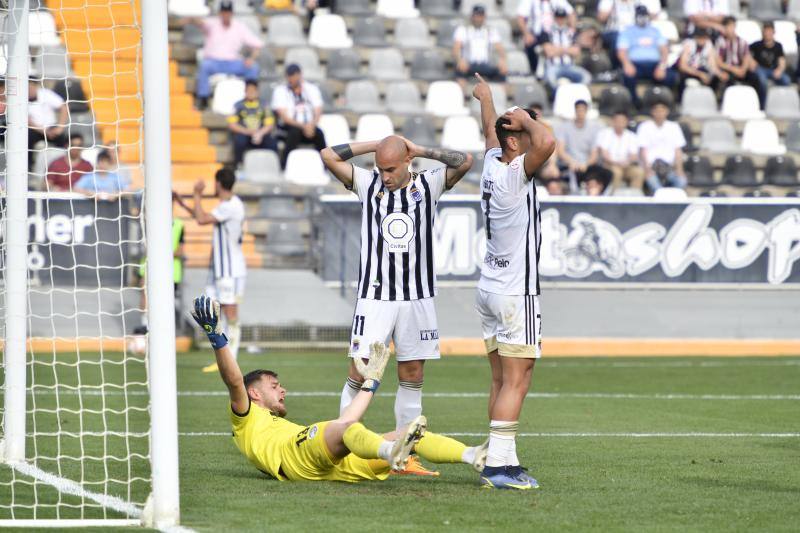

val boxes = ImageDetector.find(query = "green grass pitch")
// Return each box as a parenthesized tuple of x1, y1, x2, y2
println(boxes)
(2, 351, 800, 531)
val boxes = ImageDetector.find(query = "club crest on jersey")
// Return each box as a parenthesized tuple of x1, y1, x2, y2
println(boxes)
(410, 185, 423, 202)
(308, 425, 318, 439)
(352, 339, 360, 352)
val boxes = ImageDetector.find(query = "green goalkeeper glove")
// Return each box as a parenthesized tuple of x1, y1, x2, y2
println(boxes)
(191, 295, 228, 350)
(355, 342, 391, 393)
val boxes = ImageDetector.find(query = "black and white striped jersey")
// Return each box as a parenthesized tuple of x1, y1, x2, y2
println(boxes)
(478, 147, 541, 296)
(351, 165, 447, 301)
(210, 195, 247, 279)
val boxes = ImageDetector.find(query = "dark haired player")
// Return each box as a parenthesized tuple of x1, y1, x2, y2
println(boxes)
(472, 73, 556, 489)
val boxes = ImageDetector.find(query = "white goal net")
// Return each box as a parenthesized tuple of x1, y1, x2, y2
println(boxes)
(0, 0, 179, 527)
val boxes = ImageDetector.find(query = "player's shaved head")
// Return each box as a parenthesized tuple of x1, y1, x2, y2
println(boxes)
(375, 135, 413, 192)
(376, 135, 408, 160)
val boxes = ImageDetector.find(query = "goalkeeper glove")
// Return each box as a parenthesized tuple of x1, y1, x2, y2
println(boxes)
(191, 295, 228, 350)
(355, 342, 391, 393)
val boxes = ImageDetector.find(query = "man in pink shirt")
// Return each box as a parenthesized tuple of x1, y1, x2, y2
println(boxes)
(46, 133, 94, 191)
(184, 1, 263, 109)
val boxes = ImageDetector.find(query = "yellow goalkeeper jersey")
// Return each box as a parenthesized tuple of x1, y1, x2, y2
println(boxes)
(230, 403, 304, 479)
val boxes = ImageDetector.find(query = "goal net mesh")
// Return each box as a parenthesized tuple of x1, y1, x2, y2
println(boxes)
(0, 0, 152, 521)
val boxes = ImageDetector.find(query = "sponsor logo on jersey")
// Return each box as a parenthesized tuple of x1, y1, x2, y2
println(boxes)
(482, 180, 494, 193)
(484, 254, 510, 269)
(308, 425, 318, 439)
(419, 329, 439, 341)
(381, 212, 416, 253)
(497, 330, 512, 340)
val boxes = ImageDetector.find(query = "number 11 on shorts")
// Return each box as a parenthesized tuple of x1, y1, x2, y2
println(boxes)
(353, 315, 366, 336)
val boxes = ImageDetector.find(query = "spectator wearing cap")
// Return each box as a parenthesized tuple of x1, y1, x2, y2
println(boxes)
(749, 22, 791, 108)
(541, 8, 591, 90)
(636, 101, 687, 192)
(674, 28, 723, 100)
(228, 80, 278, 167)
(683, 0, 728, 35)
(271, 64, 326, 168)
(592, 110, 643, 192)
(184, 2, 263, 110)
(27, 77, 69, 168)
(715, 16, 759, 97)
(555, 99, 603, 191)
(516, 0, 576, 75)
(46, 133, 94, 191)
(597, 0, 660, 68)
(616, 5, 676, 108)
(453, 5, 507, 85)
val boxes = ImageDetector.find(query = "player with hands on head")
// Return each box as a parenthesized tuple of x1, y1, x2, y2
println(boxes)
(320, 134, 473, 476)
(191, 294, 489, 482)
(472, 72, 556, 490)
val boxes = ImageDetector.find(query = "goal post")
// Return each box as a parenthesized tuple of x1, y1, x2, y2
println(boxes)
(0, 0, 181, 527)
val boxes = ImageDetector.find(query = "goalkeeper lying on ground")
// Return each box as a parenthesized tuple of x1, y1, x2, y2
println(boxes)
(192, 295, 488, 482)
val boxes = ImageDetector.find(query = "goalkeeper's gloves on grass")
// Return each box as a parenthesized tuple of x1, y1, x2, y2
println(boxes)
(191, 295, 228, 350)
(355, 342, 391, 393)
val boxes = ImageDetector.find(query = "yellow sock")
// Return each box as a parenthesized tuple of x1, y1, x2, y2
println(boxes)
(414, 431, 467, 464)
(342, 423, 385, 460)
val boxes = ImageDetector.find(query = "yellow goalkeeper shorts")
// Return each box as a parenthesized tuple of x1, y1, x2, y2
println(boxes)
(278, 421, 391, 483)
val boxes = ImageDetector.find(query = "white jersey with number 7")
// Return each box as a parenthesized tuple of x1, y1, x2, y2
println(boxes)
(477, 147, 542, 296)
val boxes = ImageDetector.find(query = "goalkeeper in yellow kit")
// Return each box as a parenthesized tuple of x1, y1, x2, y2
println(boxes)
(192, 295, 488, 482)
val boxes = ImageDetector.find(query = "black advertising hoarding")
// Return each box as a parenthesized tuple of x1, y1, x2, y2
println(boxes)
(317, 196, 800, 285)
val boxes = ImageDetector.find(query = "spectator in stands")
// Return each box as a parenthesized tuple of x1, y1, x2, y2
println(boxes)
(541, 176, 565, 195)
(28, 77, 68, 168)
(581, 167, 612, 196)
(101, 140, 133, 188)
(683, 0, 728, 35)
(715, 16, 759, 95)
(637, 101, 687, 192)
(304, 0, 334, 22)
(453, 5, 507, 86)
(597, 0, 660, 68)
(271, 63, 326, 169)
(593, 110, 643, 192)
(674, 28, 723, 100)
(186, 1, 263, 110)
(74, 151, 130, 198)
(46, 134, 93, 191)
(541, 8, 592, 90)
(616, 6, 676, 109)
(264, 0, 295, 10)
(517, 0, 576, 75)
(228, 80, 278, 167)
(555, 99, 603, 191)
(750, 22, 791, 108)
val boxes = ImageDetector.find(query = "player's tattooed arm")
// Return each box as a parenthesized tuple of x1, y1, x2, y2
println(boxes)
(422, 147, 469, 169)
(321, 140, 380, 190)
(408, 141, 474, 190)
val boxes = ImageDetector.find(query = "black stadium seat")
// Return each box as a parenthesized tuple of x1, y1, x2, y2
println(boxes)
(642, 86, 674, 110)
(335, 0, 372, 15)
(402, 116, 437, 147)
(420, 0, 457, 17)
(436, 19, 462, 48)
(686, 155, 715, 186)
(700, 189, 728, 197)
(353, 17, 389, 48)
(680, 121, 697, 153)
(598, 85, 632, 116)
(410, 50, 446, 81)
(744, 189, 772, 197)
(327, 49, 364, 81)
(764, 156, 800, 186)
(722, 155, 758, 187)
(582, 51, 612, 75)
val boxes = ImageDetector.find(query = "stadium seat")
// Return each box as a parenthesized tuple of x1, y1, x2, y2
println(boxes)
(354, 17, 389, 48)
(33, 46, 72, 80)
(787, 190, 800, 197)
(503, 0, 521, 17)
(394, 18, 432, 48)
(258, 195, 304, 219)
(721, 86, 764, 120)
(231, 0, 255, 14)
(258, 50, 280, 81)
(436, 19, 462, 48)
(211, 78, 245, 116)
(666, 0, 684, 18)
(680, 122, 697, 153)
(744, 189, 772, 197)
(243, 150, 283, 183)
(236, 15, 262, 39)
(28, 11, 60, 47)
(344, 80, 383, 113)
(461, 0, 499, 15)
(265, 222, 307, 257)
(441, 116, 485, 152)
(764, 156, 799, 186)
(309, 14, 353, 49)
(425, 81, 469, 117)
(283, 48, 325, 81)
(748, 0, 782, 20)
(318, 114, 352, 147)
(722, 155, 758, 186)
(355, 114, 395, 142)
(318, 81, 337, 112)
(735, 20, 762, 44)
(685, 155, 715, 186)
(376, 0, 420, 18)
(386, 82, 423, 114)
(700, 189, 728, 197)
(335, 0, 372, 15)
(469, 83, 508, 116)
(652, 20, 679, 43)
(512, 80, 549, 110)
(612, 187, 646, 197)
(582, 52, 613, 76)
(285, 149, 331, 186)
(642, 86, 674, 110)
(681, 86, 720, 118)
(53, 78, 89, 114)
(789, 0, 800, 20)
(369, 48, 408, 80)
(410, 50, 446, 81)
(488, 18, 514, 48)
(785, 122, 800, 152)
(765, 87, 800, 120)
(67, 122, 99, 147)
(402, 115, 438, 146)
(553, 83, 593, 119)
(267, 15, 306, 47)
(728, 0, 743, 16)
(775, 21, 799, 54)
(598, 85, 632, 116)
(700, 119, 738, 153)
(506, 50, 533, 77)
(653, 187, 688, 200)
(327, 49, 363, 81)
(258, 81, 278, 106)
(182, 23, 205, 46)
(420, 0, 457, 17)
(168, 0, 209, 16)
(741, 119, 786, 155)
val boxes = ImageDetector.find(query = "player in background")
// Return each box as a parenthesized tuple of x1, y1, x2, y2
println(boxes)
(191, 294, 489, 482)
(321, 136, 473, 476)
(189, 167, 247, 372)
(472, 74, 556, 489)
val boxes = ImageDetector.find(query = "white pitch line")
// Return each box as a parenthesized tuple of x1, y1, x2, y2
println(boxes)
(178, 431, 800, 438)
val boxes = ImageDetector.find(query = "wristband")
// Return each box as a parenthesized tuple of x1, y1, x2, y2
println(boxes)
(360, 378, 380, 393)
(204, 327, 228, 350)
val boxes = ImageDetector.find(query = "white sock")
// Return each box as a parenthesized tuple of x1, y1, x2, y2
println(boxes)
(378, 440, 394, 461)
(486, 420, 519, 467)
(461, 446, 477, 465)
(508, 440, 520, 467)
(394, 381, 423, 431)
(227, 321, 241, 361)
(339, 377, 362, 415)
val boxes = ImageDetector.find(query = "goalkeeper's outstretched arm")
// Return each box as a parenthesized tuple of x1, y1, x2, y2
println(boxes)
(336, 343, 391, 425)
(191, 296, 249, 414)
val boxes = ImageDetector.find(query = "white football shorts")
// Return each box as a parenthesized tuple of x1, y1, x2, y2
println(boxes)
(475, 288, 541, 358)
(348, 297, 440, 362)
(206, 276, 246, 306)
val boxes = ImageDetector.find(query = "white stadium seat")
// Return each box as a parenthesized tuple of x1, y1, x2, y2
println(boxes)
(681, 86, 719, 118)
(765, 86, 800, 120)
(394, 18, 432, 48)
(308, 14, 353, 49)
(553, 83, 594, 119)
(721, 85, 764, 120)
(506, 49, 532, 77)
(386, 82, 423, 114)
(488, 18, 514, 48)
(28, 11, 61, 47)
(211, 78, 245, 116)
(376, 0, 420, 18)
(344, 80, 383, 113)
(741, 119, 786, 155)
(369, 48, 408, 80)
(318, 114, 352, 147)
(283, 48, 325, 81)
(652, 19, 679, 42)
(243, 150, 283, 183)
(425, 81, 468, 117)
(285, 149, 331, 186)
(735, 20, 762, 44)
(168, 0, 210, 16)
(441, 116, 485, 152)
(355, 114, 395, 142)
(775, 20, 799, 55)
